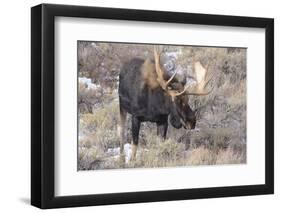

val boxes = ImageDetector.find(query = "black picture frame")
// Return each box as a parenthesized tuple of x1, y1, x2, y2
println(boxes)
(31, 3, 274, 209)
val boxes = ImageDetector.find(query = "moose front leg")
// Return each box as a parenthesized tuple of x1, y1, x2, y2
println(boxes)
(157, 120, 168, 140)
(131, 116, 141, 161)
(118, 105, 127, 163)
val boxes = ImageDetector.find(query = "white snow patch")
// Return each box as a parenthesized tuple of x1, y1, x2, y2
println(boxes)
(124, 143, 132, 163)
(79, 77, 101, 91)
(107, 147, 120, 156)
(79, 77, 91, 85)
(106, 143, 132, 163)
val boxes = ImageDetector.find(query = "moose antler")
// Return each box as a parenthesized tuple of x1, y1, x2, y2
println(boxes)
(154, 47, 176, 90)
(154, 46, 188, 99)
(185, 61, 213, 96)
(154, 46, 213, 99)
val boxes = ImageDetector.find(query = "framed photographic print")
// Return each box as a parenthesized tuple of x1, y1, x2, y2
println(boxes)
(31, 3, 274, 209)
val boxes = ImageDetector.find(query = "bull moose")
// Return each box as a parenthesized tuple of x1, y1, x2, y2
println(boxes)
(118, 47, 212, 161)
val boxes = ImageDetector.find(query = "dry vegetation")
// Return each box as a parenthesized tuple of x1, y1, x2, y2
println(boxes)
(78, 42, 246, 170)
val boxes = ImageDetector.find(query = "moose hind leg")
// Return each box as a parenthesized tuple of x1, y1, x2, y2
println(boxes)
(131, 116, 141, 161)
